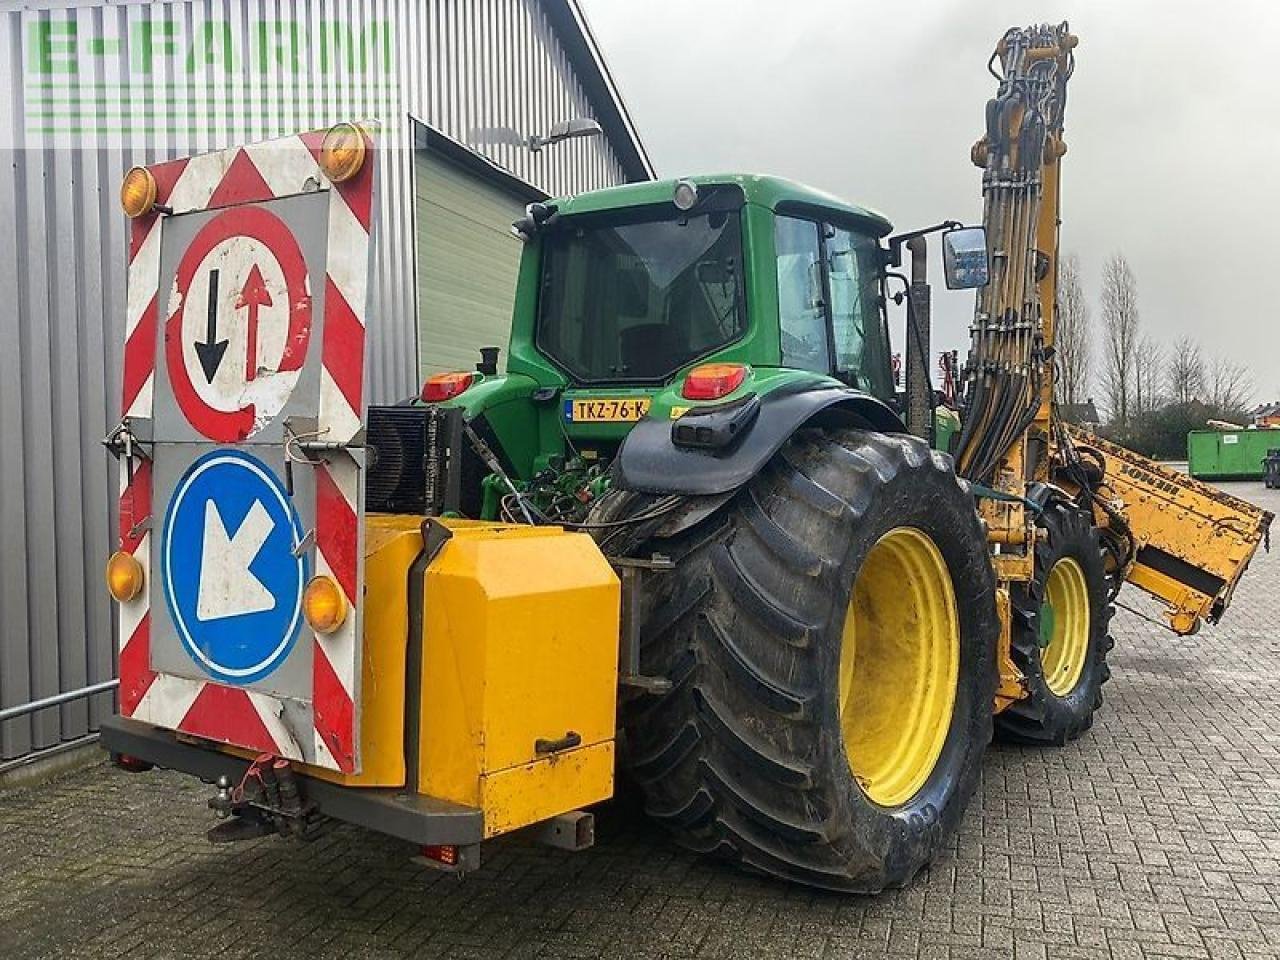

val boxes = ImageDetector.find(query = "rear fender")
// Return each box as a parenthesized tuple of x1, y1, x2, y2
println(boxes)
(611, 384, 905, 497)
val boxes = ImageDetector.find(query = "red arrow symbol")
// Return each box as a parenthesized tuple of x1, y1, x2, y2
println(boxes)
(235, 263, 273, 382)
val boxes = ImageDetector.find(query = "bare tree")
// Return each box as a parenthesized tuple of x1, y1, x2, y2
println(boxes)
(1100, 253, 1139, 425)
(1206, 354, 1254, 413)
(1055, 253, 1091, 407)
(1133, 335, 1163, 416)
(1166, 337, 1205, 405)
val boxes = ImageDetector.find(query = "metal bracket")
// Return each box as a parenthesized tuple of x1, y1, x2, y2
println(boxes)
(282, 419, 367, 497)
(614, 554, 675, 696)
(611, 555, 676, 572)
(103, 417, 154, 483)
(421, 518, 454, 564)
(526, 810, 595, 852)
(284, 419, 367, 463)
(126, 515, 153, 543)
(103, 417, 153, 459)
(619, 674, 673, 695)
(292, 528, 316, 558)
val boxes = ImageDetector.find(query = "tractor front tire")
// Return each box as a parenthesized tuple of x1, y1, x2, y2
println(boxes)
(994, 502, 1114, 746)
(619, 428, 999, 893)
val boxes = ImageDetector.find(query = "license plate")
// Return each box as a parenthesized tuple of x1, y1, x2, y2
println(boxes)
(564, 397, 651, 422)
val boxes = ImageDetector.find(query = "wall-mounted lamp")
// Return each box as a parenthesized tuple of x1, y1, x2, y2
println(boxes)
(468, 117, 603, 154)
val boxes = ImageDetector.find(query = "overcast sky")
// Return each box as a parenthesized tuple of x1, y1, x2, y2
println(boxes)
(580, 0, 1280, 406)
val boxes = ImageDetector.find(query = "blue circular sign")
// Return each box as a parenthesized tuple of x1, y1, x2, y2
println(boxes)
(160, 449, 309, 685)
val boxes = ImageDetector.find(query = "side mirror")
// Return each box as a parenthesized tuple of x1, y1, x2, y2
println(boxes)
(941, 226, 989, 290)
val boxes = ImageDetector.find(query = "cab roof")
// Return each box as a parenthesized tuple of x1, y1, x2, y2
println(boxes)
(550, 174, 894, 237)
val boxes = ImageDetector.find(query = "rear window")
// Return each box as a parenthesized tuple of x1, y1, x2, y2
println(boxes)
(536, 209, 746, 383)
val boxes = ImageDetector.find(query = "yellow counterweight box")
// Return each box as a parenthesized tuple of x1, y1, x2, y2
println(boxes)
(418, 522, 621, 837)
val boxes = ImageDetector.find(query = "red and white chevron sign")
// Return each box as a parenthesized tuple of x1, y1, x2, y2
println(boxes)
(115, 125, 375, 773)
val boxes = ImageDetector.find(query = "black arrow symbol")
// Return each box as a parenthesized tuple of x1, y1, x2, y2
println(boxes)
(194, 267, 229, 383)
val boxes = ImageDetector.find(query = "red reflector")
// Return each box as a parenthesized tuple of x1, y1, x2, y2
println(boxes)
(421, 371, 475, 403)
(419, 844, 459, 866)
(113, 754, 153, 773)
(682, 363, 748, 401)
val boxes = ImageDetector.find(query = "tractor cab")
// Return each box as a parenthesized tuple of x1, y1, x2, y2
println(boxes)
(398, 175, 937, 522)
(398, 174, 988, 523)
(510, 174, 901, 408)
(518, 175, 897, 401)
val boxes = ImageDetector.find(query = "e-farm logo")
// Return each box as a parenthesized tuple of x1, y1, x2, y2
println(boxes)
(23, 9, 399, 142)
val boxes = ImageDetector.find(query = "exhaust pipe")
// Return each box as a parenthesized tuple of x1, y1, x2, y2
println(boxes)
(904, 236, 932, 443)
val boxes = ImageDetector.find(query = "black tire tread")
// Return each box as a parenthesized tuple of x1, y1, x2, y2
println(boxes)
(995, 502, 1115, 746)
(617, 428, 999, 893)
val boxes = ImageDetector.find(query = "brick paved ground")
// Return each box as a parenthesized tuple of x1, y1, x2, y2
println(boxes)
(2, 482, 1277, 960)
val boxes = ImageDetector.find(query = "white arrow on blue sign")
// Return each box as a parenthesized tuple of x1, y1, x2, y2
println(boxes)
(160, 450, 309, 684)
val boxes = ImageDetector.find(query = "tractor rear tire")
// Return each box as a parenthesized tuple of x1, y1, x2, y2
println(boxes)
(618, 428, 999, 892)
(994, 502, 1114, 746)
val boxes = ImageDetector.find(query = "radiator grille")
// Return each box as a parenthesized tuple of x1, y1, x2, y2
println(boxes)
(365, 406, 461, 515)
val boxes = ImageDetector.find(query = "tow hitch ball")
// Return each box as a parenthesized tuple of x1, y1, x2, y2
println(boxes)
(206, 759, 316, 844)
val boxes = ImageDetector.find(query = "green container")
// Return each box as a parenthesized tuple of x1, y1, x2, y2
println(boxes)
(1187, 429, 1280, 479)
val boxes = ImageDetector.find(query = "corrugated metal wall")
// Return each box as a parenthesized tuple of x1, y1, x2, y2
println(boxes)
(0, 0, 646, 760)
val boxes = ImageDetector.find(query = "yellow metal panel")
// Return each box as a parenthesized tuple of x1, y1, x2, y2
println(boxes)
(1070, 428, 1272, 634)
(993, 587, 1025, 713)
(418, 522, 620, 834)
(480, 741, 615, 838)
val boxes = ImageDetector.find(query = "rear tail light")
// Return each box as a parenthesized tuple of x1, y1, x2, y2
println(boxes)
(681, 363, 749, 401)
(419, 844, 459, 866)
(111, 753, 154, 773)
(421, 371, 475, 403)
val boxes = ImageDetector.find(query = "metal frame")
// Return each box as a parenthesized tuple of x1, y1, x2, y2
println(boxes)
(100, 716, 484, 846)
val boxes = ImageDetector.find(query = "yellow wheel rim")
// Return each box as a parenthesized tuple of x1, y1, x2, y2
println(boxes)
(838, 527, 959, 808)
(1041, 557, 1091, 696)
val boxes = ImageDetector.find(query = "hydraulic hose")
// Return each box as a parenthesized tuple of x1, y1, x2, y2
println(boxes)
(957, 22, 1074, 485)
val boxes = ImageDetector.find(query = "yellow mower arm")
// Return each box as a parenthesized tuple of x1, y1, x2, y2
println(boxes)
(1067, 427, 1272, 634)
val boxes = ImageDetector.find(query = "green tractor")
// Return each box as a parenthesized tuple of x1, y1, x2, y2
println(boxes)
(378, 173, 999, 891)
(102, 23, 1268, 894)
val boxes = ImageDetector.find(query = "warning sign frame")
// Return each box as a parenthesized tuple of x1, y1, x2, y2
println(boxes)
(113, 125, 377, 773)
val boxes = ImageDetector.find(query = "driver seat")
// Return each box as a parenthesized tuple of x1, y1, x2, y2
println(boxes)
(619, 322, 683, 379)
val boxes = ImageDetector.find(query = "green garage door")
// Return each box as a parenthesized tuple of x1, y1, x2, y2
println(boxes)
(415, 148, 528, 377)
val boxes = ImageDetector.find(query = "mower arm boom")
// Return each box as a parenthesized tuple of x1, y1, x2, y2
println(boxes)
(1070, 427, 1273, 634)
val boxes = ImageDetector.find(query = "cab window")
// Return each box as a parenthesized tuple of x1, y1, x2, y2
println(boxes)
(775, 216, 830, 373)
(537, 208, 746, 383)
(827, 225, 892, 396)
